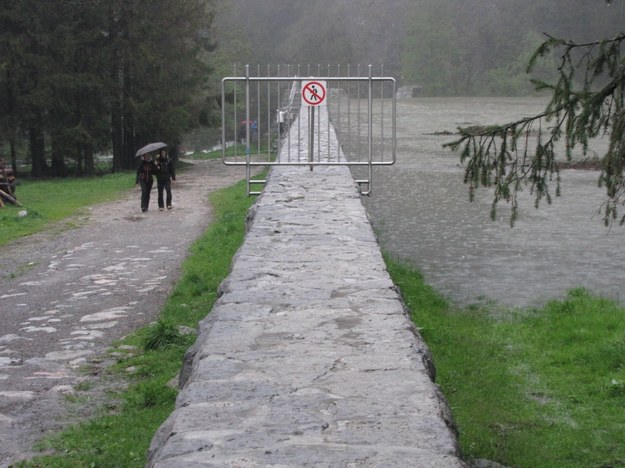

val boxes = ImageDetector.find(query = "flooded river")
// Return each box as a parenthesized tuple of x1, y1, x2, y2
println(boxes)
(352, 97, 623, 309)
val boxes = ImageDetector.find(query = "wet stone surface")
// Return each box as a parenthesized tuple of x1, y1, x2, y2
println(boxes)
(147, 107, 466, 467)
(0, 159, 247, 467)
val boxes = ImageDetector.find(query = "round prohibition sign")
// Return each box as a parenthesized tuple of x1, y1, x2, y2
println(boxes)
(302, 81, 326, 106)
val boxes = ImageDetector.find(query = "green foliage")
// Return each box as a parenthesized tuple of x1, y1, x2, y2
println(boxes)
(142, 320, 185, 351)
(0, 172, 132, 247)
(0, 0, 218, 174)
(445, 32, 625, 226)
(479, 32, 560, 96)
(124, 381, 178, 410)
(386, 256, 625, 467)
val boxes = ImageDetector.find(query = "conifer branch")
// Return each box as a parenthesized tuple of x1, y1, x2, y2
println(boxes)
(445, 33, 625, 226)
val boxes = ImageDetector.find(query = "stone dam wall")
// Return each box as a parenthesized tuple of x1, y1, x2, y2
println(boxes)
(146, 105, 467, 467)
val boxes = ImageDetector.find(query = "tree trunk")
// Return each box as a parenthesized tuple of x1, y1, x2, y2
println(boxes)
(5, 67, 18, 176)
(29, 123, 46, 177)
(84, 143, 95, 176)
(10, 137, 17, 176)
(111, 105, 123, 173)
(122, 110, 136, 170)
(108, 1, 125, 173)
(50, 135, 67, 177)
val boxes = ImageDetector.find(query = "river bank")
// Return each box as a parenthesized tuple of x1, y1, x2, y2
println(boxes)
(354, 97, 623, 308)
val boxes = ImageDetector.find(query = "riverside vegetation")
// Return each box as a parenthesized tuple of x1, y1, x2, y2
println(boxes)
(388, 260, 625, 467)
(3, 168, 624, 467)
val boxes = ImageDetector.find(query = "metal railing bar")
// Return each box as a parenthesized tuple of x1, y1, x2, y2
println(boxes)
(222, 76, 395, 83)
(245, 64, 251, 195)
(226, 160, 394, 167)
(267, 65, 271, 162)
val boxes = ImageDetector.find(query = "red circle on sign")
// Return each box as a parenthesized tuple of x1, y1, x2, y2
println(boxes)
(302, 81, 326, 106)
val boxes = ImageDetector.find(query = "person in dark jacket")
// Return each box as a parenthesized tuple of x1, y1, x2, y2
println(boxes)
(135, 154, 157, 212)
(155, 149, 176, 210)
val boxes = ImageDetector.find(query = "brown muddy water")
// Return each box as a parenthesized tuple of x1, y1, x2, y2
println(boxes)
(351, 97, 623, 309)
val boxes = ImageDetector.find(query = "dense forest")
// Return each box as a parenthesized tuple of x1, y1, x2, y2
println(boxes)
(0, 0, 216, 176)
(0, 0, 623, 177)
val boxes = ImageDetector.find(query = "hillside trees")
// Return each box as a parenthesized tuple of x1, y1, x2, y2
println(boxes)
(400, 2, 460, 94)
(218, 0, 623, 94)
(400, 0, 624, 95)
(215, 0, 409, 76)
(0, 0, 216, 176)
(400, 0, 543, 95)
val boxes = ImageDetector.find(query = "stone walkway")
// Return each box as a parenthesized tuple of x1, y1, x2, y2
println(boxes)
(147, 106, 466, 466)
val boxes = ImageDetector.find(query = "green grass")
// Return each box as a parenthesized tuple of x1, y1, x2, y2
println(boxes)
(0, 162, 198, 249)
(15, 177, 258, 468)
(188, 143, 276, 161)
(0, 172, 133, 246)
(385, 256, 625, 467)
(186, 149, 223, 160)
(8, 171, 625, 467)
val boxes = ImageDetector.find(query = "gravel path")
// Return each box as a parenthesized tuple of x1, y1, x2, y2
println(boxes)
(0, 159, 246, 467)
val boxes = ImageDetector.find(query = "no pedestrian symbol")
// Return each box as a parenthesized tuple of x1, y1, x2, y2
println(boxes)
(302, 80, 326, 106)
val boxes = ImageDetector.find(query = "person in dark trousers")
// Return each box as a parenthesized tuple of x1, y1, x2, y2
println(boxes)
(155, 149, 176, 210)
(136, 153, 157, 212)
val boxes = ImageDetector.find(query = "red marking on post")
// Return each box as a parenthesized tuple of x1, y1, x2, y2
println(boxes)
(302, 81, 326, 106)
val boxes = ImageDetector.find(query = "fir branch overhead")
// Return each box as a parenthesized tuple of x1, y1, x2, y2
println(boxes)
(445, 32, 625, 227)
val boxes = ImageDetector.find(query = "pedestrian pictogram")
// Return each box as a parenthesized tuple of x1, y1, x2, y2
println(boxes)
(302, 80, 326, 106)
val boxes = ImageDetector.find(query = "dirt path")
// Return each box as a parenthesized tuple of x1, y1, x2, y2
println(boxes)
(0, 159, 248, 467)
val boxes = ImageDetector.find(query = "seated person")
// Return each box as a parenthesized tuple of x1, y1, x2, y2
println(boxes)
(0, 159, 17, 198)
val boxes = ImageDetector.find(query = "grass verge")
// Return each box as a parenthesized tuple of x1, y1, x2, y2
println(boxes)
(15, 177, 258, 467)
(0, 172, 133, 247)
(10, 172, 625, 467)
(385, 255, 625, 467)
(0, 161, 201, 249)
(187, 143, 276, 161)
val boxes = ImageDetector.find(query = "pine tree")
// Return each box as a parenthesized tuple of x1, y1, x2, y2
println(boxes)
(0, 1, 56, 177)
(46, 1, 110, 176)
(445, 32, 625, 226)
(0, 0, 217, 175)
(106, 0, 216, 171)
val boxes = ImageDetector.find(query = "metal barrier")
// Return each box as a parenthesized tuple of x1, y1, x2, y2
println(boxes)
(221, 65, 396, 195)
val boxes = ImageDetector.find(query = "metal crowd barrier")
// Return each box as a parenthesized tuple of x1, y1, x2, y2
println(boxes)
(221, 64, 396, 195)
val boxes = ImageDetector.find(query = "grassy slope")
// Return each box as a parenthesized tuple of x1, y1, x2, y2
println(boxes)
(386, 257, 625, 467)
(0, 173, 133, 247)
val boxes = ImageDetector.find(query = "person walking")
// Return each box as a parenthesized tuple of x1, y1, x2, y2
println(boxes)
(155, 149, 176, 211)
(136, 153, 157, 212)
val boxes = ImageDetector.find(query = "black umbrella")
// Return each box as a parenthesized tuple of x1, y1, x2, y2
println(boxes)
(135, 142, 167, 158)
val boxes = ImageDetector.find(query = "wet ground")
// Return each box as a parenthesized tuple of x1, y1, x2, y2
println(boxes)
(357, 97, 624, 308)
(0, 159, 247, 467)
(147, 106, 465, 467)
(1, 97, 623, 465)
